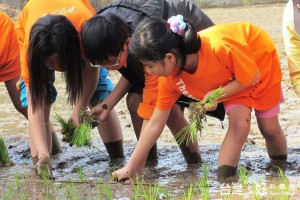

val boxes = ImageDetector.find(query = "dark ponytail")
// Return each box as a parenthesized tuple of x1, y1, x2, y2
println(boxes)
(28, 15, 82, 111)
(130, 17, 201, 66)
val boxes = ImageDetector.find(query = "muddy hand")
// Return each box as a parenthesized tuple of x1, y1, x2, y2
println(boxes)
(69, 113, 79, 126)
(89, 103, 109, 122)
(112, 166, 137, 184)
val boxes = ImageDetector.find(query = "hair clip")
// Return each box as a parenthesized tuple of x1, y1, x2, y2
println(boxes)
(167, 15, 187, 36)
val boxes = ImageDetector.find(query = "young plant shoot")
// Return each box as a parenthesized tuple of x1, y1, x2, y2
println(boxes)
(176, 87, 224, 146)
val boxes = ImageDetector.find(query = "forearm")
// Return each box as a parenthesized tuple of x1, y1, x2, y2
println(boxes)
(101, 76, 132, 111)
(73, 63, 99, 114)
(221, 70, 260, 100)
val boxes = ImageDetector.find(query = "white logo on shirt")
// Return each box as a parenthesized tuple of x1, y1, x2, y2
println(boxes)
(176, 79, 200, 101)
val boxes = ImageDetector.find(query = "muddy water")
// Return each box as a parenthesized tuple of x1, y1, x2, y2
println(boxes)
(1, 3, 300, 200)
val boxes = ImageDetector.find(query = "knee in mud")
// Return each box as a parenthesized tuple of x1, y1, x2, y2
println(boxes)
(217, 165, 237, 181)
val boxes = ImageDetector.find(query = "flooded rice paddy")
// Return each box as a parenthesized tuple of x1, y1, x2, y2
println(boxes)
(1, 3, 300, 200)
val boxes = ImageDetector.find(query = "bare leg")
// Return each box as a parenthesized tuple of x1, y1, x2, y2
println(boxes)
(257, 116, 287, 160)
(126, 92, 157, 160)
(218, 106, 251, 180)
(167, 104, 201, 164)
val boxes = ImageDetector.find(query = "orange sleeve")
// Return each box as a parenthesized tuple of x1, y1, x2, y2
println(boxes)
(0, 12, 21, 82)
(223, 44, 258, 86)
(156, 76, 181, 111)
(15, 6, 30, 86)
(137, 73, 159, 120)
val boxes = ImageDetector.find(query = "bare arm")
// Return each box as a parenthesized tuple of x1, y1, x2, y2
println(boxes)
(27, 87, 50, 158)
(89, 75, 132, 121)
(221, 70, 260, 99)
(112, 108, 171, 182)
(71, 62, 99, 124)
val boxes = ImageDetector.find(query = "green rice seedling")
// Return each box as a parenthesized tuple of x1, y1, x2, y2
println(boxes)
(250, 179, 263, 200)
(14, 173, 26, 200)
(238, 165, 252, 186)
(132, 175, 143, 200)
(71, 181, 78, 200)
(54, 110, 96, 147)
(275, 167, 291, 200)
(76, 166, 84, 182)
(181, 184, 196, 200)
(98, 179, 103, 200)
(157, 185, 172, 199)
(71, 122, 92, 147)
(3, 184, 14, 200)
(250, 184, 262, 200)
(53, 114, 76, 144)
(198, 163, 211, 200)
(103, 183, 113, 200)
(175, 87, 224, 146)
(142, 183, 160, 200)
(0, 137, 13, 166)
(14, 173, 21, 191)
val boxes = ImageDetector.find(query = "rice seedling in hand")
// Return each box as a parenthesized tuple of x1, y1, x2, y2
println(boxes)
(175, 87, 224, 146)
(0, 137, 13, 167)
(54, 110, 97, 147)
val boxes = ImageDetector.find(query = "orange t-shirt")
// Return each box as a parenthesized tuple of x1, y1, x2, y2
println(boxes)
(14, 0, 95, 86)
(137, 71, 160, 119)
(156, 22, 282, 111)
(0, 11, 21, 82)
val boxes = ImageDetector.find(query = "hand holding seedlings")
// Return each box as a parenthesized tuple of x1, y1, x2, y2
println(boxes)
(54, 110, 98, 147)
(175, 87, 224, 146)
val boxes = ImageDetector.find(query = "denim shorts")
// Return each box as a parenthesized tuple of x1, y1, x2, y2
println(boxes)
(19, 68, 114, 107)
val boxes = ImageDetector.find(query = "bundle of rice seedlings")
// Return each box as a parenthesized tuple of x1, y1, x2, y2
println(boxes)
(176, 88, 224, 146)
(54, 110, 98, 147)
(0, 137, 13, 167)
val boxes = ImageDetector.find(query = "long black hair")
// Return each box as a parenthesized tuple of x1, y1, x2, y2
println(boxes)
(28, 15, 82, 110)
(130, 17, 201, 68)
(81, 13, 131, 65)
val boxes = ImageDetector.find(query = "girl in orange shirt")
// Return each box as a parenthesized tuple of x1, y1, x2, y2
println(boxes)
(113, 16, 287, 182)
(0, 11, 62, 158)
(15, 0, 123, 178)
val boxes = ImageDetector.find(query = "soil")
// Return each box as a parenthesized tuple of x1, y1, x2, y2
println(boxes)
(0, 3, 300, 200)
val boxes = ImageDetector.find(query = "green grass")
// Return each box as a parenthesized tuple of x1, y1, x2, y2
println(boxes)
(175, 87, 224, 146)
(0, 137, 12, 166)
